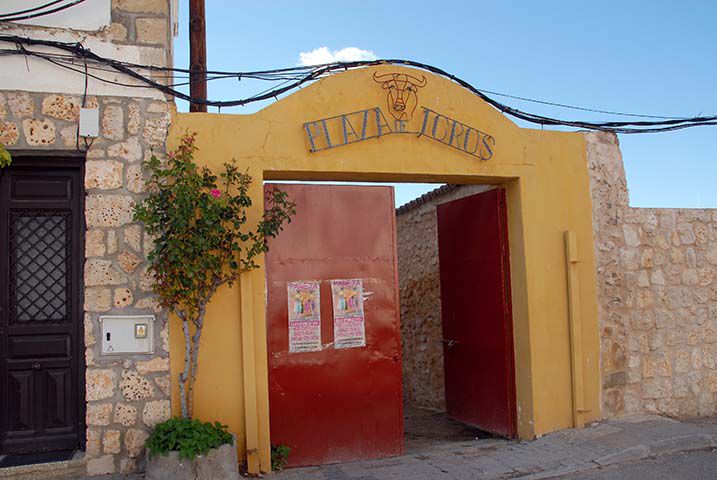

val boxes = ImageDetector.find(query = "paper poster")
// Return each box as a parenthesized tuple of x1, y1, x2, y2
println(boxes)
(331, 279, 366, 349)
(287, 281, 322, 353)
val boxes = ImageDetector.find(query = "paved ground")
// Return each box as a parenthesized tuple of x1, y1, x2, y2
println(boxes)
(273, 414, 717, 480)
(38, 412, 717, 479)
(556, 449, 717, 479)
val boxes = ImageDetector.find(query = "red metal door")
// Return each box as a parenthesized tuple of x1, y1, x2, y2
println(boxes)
(265, 183, 403, 467)
(437, 187, 517, 438)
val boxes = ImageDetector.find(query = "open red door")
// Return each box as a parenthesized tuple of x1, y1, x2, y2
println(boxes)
(265, 184, 403, 467)
(437, 187, 517, 438)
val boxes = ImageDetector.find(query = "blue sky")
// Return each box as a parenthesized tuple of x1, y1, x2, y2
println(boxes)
(173, 1, 717, 208)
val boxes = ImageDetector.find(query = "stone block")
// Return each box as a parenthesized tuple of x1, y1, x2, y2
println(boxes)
(22, 118, 56, 146)
(86, 427, 102, 457)
(108, 22, 128, 41)
(125, 428, 150, 458)
(60, 125, 78, 147)
(143, 399, 170, 427)
(85, 160, 124, 190)
(103, 429, 122, 454)
(87, 454, 116, 475)
(154, 375, 171, 396)
(86, 229, 107, 257)
(86, 258, 129, 286)
(128, 102, 141, 134)
(114, 0, 168, 14)
(7, 91, 34, 117)
(41, 94, 81, 121)
(136, 357, 169, 375)
(126, 164, 146, 193)
(86, 194, 135, 227)
(114, 403, 138, 427)
(102, 104, 125, 140)
(114, 287, 134, 308)
(85, 287, 112, 312)
(120, 370, 155, 401)
(136, 18, 168, 45)
(118, 250, 141, 273)
(108, 136, 142, 162)
(143, 114, 169, 147)
(87, 402, 113, 426)
(124, 224, 143, 252)
(0, 121, 19, 145)
(87, 369, 118, 401)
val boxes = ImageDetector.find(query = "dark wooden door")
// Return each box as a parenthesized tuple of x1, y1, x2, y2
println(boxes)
(265, 184, 403, 467)
(0, 160, 84, 455)
(437, 188, 517, 438)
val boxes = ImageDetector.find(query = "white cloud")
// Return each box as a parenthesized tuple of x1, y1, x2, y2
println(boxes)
(298, 47, 377, 66)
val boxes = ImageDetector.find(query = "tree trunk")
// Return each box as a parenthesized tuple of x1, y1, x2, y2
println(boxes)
(178, 311, 192, 419)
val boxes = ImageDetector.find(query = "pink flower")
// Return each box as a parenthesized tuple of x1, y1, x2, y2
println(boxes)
(210, 189, 222, 198)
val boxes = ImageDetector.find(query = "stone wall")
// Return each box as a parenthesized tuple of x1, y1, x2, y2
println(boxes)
(587, 131, 717, 419)
(396, 184, 490, 411)
(0, 0, 173, 475)
(1, 89, 171, 475)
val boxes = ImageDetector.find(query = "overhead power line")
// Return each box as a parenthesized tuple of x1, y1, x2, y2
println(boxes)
(0, 1, 86, 22)
(0, 34, 715, 134)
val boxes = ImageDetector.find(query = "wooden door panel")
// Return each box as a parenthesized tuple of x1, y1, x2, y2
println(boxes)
(44, 369, 73, 430)
(1, 162, 83, 455)
(437, 188, 517, 438)
(7, 370, 34, 432)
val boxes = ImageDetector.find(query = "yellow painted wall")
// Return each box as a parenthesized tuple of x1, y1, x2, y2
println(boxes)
(167, 66, 601, 473)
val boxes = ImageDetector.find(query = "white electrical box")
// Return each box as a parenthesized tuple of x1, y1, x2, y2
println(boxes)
(100, 315, 155, 355)
(79, 107, 100, 137)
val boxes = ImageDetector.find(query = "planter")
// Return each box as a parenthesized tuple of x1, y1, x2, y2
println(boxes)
(145, 437, 239, 480)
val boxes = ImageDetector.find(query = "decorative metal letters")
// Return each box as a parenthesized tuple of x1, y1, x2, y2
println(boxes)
(303, 73, 495, 160)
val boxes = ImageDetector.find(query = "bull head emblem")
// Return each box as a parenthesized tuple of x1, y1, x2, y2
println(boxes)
(373, 72, 427, 121)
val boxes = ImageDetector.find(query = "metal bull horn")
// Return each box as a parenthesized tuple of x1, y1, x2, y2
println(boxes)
(404, 74, 427, 88)
(372, 72, 428, 88)
(372, 72, 396, 83)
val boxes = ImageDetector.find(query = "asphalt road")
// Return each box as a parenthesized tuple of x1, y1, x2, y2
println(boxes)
(558, 449, 717, 479)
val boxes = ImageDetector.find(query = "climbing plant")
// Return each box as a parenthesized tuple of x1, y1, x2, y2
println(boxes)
(134, 132, 295, 419)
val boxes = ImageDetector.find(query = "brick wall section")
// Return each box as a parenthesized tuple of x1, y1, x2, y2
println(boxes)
(0, 1, 173, 474)
(396, 185, 490, 411)
(587, 131, 717, 419)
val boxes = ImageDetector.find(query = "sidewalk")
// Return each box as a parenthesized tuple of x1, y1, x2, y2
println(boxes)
(273, 415, 717, 480)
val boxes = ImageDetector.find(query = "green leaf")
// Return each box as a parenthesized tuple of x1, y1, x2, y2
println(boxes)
(0, 143, 11, 168)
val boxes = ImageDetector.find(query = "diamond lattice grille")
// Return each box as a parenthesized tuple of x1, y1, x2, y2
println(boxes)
(9, 211, 72, 323)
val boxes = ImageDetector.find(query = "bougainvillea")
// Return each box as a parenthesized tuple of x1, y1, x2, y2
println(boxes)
(134, 132, 295, 418)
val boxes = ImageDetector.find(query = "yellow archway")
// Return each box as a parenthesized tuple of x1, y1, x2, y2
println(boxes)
(168, 66, 601, 474)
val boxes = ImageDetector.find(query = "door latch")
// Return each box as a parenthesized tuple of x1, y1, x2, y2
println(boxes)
(32, 362, 42, 370)
(442, 339, 457, 348)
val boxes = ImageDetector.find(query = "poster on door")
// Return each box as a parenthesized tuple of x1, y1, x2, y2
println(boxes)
(287, 281, 321, 353)
(330, 279, 366, 349)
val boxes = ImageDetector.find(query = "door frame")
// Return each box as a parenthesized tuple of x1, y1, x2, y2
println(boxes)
(1, 150, 87, 454)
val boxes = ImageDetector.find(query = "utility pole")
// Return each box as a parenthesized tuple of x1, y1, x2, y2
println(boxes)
(189, 0, 207, 112)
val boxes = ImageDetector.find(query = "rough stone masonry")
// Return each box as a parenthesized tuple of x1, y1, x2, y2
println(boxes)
(0, 0, 174, 475)
(587, 131, 717, 419)
(0, 89, 172, 475)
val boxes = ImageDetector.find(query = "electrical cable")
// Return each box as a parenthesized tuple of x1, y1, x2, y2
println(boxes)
(0, 0, 86, 22)
(0, 34, 714, 134)
(0, 0, 67, 19)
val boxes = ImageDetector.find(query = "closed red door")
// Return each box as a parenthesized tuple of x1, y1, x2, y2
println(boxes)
(265, 183, 403, 467)
(437, 188, 517, 438)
